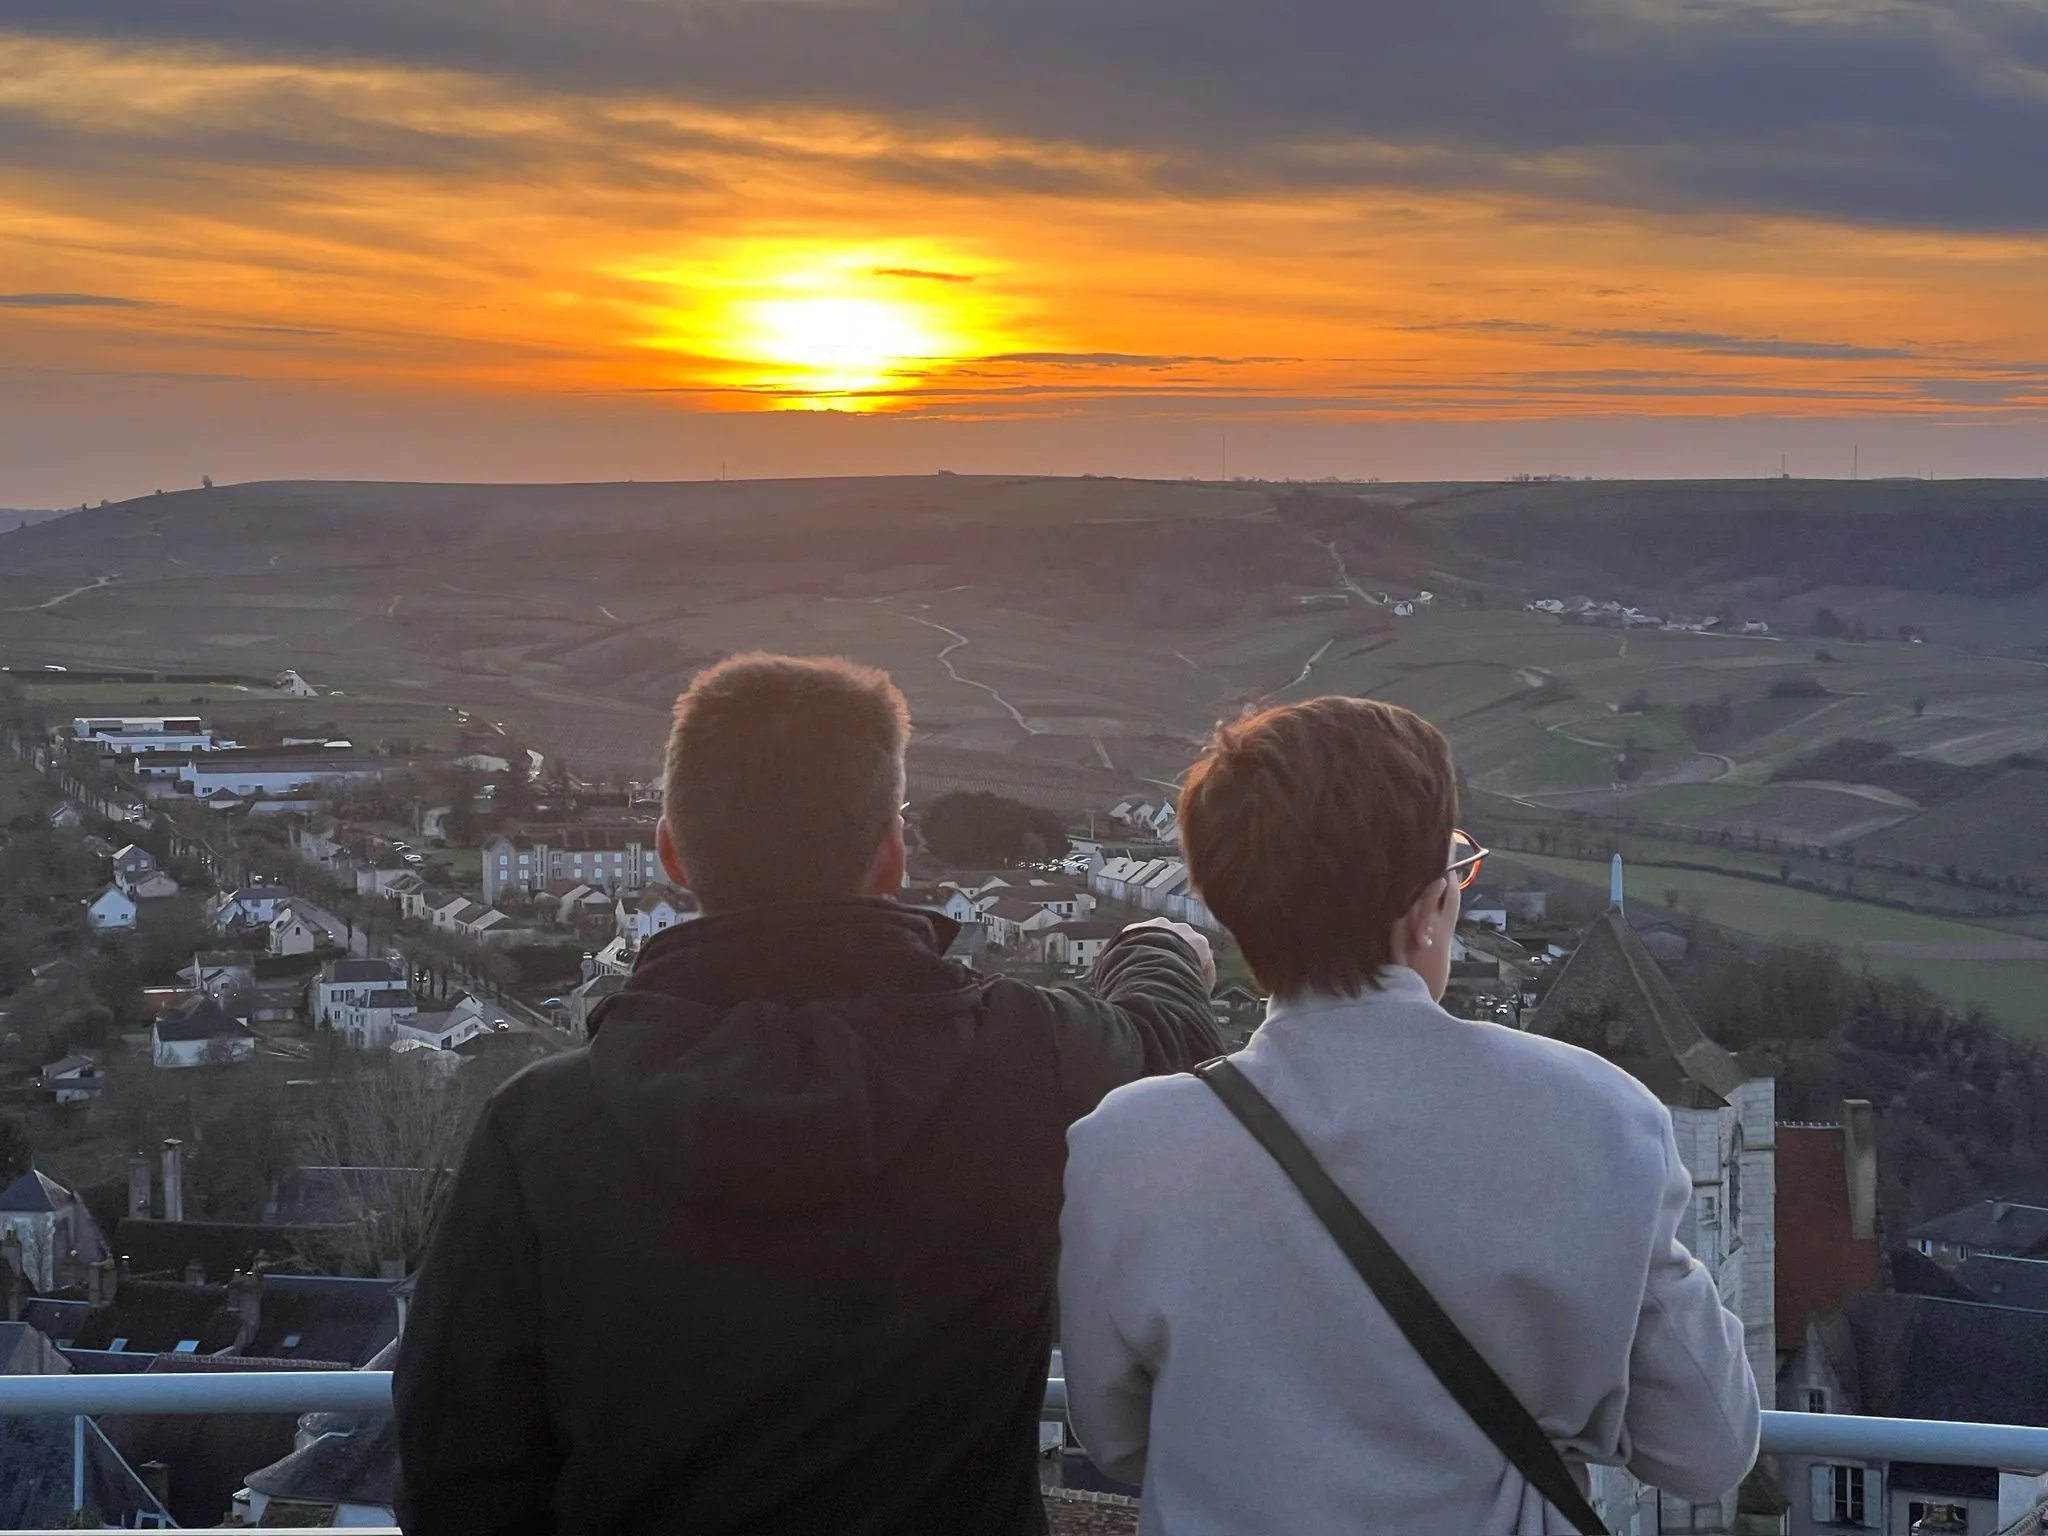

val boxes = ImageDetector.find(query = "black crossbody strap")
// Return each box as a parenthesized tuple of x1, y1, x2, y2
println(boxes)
(1196, 1058, 1608, 1536)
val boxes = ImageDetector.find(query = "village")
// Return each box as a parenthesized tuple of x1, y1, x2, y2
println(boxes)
(0, 676, 2044, 1531)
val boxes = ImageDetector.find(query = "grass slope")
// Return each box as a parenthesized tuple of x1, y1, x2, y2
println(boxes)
(1503, 851, 2048, 1037)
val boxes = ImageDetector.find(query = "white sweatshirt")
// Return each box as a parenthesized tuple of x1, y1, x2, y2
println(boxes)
(1058, 966, 1759, 1535)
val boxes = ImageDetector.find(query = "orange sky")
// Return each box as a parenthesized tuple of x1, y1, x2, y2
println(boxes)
(4, 18, 2048, 502)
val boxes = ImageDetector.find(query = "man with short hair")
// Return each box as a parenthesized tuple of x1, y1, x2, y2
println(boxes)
(396, 654, 1219, 1535)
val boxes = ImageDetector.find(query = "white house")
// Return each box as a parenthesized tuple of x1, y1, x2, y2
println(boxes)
(110, 842, 158, 886)
(212, 884, 292, 933)
(85, 884, 137, 932)
(615, 885, 696, 944)
(1039, 920, 1121, 971)
(396, 995, 493, 1051)
(40, 1054, 103, 1103)
(312, 958, 413, 1027)
(127, 867, 179, 901)
(1461, 888, 1510, 932)
(151, 996, 259, 1068)
(894, 884, 982, 925)
(982, 897, 1066, 950)
(276, 669, 319, 697)
(269, 907, 323, 956)
(182, 951, 261, 999)
(176, 749, 388, 801)
(590, 936, 635, 979)
(47, 802, 81, 830)
(73, 715, 218, 755)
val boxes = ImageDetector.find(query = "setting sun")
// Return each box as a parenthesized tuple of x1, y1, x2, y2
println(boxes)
(743, 292, 943, 403)
(629, 242, 1002, 409)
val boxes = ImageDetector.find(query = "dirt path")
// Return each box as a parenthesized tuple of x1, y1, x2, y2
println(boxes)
(896, 611, 1039, 733)
(4, 573, 115, 613)
(1264, 638, 1335, 701)
(1774, 778, 1919, 809)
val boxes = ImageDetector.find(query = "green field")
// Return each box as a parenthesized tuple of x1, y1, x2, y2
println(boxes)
(1620, 783, 1768, 821)
(1503, 851, 2048, 1034)
(21, 681, 273, 706)
(1861, 770, 2048, 882)
(1565, 707, 1697, 753)
(1501, 734, 1622, 793)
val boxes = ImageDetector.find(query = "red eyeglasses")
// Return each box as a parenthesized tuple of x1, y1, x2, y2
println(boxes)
(1447, 828, 1488, 891)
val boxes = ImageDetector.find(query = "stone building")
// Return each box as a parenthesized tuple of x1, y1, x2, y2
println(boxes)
(0, 1168, 110, 1290)
(1529, 881, 1776, 1536)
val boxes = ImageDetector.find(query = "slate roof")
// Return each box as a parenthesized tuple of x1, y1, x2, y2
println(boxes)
(359, 990, 419, 1012)
(986, 896, 1051, 922)
(1049, 920, 1123, 939)
(246, 1417, 401, 1510)
(245, 1276, 400, 1366)
(0, 1320, 70, 1375)
(320, 958, 404, 985)
(22, 1297, 88, 1346)
(1527, 909, 1752, 1108)
(153, 996, 254, 1044)
(0, 1168, 69, 1213)
(67, 1279, 244, 1355)
(1841, 1291, 2048, 1427)
(1905, 1199, 2048, 1255)
(41, 1053, 96, 1078)
(1954, 1254, 2048, 1312)
(110, 1218, 335, 1284)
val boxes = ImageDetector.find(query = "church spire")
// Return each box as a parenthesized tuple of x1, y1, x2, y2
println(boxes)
(1610, 852, 1624, 914)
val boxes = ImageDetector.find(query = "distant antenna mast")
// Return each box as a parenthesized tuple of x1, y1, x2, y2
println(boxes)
(1221, 430, 1228, 483)
(1780, 453, 1788, 479)
(1852, 445, 1859, 481)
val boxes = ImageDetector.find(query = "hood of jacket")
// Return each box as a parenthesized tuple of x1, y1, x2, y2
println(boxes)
(584, 899, 985, 1211)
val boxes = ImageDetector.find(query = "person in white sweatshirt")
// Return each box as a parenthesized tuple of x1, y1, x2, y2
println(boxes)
(1058, 695, 1759, 1535)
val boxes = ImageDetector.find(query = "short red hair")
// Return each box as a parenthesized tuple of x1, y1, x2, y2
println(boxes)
(1180, 696, 1457, 997)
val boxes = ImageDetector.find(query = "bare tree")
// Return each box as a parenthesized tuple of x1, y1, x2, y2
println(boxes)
(297, 1057, 487, 1274)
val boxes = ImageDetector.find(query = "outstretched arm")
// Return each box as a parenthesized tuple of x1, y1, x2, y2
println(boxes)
(1034, 924, 1222, 1124)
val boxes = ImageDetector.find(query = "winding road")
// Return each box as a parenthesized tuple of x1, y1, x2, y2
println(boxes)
(4, 573, 116, 614)
(896, 610, 1038, 733)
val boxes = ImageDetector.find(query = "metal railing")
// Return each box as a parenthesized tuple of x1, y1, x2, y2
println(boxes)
(5, 1372, 2048, 1533)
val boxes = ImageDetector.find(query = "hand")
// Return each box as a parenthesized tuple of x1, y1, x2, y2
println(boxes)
(1123, 918, 1217, 989)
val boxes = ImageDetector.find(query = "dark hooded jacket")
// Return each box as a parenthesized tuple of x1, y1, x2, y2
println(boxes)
(394, 899, 1219, 1535)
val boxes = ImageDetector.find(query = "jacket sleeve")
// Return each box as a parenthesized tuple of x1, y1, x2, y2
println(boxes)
(1620, 1113, 1761, 1502)
(394, 1101, 562, 1536)
(1057, 1106, 1156, 1485)
(1028, 928, 1221, 1124)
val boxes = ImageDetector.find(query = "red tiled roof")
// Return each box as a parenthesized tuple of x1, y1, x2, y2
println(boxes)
(1777, 1123, 1881, 1338)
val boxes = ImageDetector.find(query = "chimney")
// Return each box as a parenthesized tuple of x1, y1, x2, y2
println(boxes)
(161, 1139, 185, 1224)
(229, 1269, 261, 1353)
(86, 1257, 118, 1309)
(184, 1259, 205, 1287)
(137, 1460, 171, 1515)
(0, 1233, 23, 1322)
(1842, 1099, 1878, 1242)
(128, 1153, 152, 1219)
